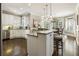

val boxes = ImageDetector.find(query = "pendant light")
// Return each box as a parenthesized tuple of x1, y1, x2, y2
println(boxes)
(44, 4, 48, 20)
(49, 3, 53, 21)
(50, 3, 52, 16)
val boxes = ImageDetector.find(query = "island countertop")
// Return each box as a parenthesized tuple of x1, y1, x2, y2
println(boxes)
(37, 30, 53, 34)
(27, 29, 53, 36)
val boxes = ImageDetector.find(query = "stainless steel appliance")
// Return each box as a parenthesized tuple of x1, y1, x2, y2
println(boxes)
(2, 30, 10, 39)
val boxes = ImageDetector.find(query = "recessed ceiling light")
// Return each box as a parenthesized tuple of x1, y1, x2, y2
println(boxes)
(20, 8, 23, 10)
(28, 3, 31, 7)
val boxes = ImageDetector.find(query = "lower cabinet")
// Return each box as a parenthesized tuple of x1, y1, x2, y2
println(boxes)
(27, 36, 38, 56)
(10, 30, 29, 39)
(27, 32, 54, 56)
(10, 30, 25, 38)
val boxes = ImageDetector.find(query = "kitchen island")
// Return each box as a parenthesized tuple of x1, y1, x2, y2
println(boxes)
(27, 29, 54, 56)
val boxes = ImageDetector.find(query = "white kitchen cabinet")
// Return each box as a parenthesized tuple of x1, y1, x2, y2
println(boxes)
(2, 13, 11, 25)
(10, 30, 29, 39)
(22, 16, 30, 28)
(2, 13, 20, 28)
(27, 31, 54, 56)
(10, 30, 25, 38)
(27, 35, 38, 56)
(46, 33, 53, 56)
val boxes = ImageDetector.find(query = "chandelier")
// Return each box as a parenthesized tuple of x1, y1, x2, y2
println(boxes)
(42, 3, 53, 21)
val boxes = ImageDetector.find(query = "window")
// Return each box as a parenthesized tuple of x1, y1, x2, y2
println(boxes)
(65, 16, 75, 34)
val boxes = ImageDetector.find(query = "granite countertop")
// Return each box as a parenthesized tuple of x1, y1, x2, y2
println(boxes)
(37, 30, 53, 34)
(9, 29, 28, 30)
(27, 29, 53, 36)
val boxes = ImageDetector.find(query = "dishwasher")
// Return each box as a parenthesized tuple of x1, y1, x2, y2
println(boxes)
(2, 30, 10, 39)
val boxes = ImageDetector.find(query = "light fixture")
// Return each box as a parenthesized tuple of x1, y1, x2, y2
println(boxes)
(50, 3, 52, 16)
(28, 3, 31, 7)
(49, 3, 53, 21)
(20, 8, 23, 10)
(42, 3, 53, 21)
(42, 4, 48, 20)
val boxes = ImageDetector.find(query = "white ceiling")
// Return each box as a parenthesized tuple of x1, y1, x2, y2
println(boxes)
(2, 3, 77, 17)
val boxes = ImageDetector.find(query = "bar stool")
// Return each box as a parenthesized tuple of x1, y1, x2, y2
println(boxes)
(53, 35, 63, 56)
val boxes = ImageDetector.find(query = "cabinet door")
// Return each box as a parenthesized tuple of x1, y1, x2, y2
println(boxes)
(2, 13, 11, 25)
(37, 34, 46, 56)
(13, 16, 20, 27)
(46, 32, 54, 56)
(2, 13, 20, 27)
(50, 32, 54, 55)
(27, 35, 38, 56)
(46, 34, 51, 56)
(46, 33, 52, 56)
(10, 30, 25, 38)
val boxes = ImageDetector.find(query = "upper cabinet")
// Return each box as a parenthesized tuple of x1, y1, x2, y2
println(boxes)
(2, 13, 21, 30)
(21, 16, 30, 29)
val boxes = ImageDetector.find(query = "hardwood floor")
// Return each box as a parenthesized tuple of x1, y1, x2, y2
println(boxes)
(3, 38, 28, 56)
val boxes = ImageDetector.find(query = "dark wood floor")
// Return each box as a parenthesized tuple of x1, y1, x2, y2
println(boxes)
(3, 38, 28, 56)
